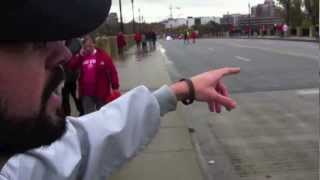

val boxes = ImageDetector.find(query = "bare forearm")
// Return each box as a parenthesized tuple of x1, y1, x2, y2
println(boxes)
(156, 67, 240, 115)
(169, 81, 189, 102)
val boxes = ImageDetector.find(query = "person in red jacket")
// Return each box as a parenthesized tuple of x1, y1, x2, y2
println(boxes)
(191, 31, 197, 44)
(134, 32, 142, 52)
(68, 35, 120, 114)
(117, 32, 127, 56)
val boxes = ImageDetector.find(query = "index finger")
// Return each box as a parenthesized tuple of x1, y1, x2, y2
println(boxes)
(216, 67, 241, 78)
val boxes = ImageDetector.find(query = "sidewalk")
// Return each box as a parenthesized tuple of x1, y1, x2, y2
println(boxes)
(108, 47, 204, 180)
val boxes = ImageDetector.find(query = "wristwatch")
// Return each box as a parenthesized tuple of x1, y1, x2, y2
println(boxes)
(179, 79, 195, 105)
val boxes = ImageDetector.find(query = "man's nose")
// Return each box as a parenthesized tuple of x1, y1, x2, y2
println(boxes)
(63, 47, 72, 63)
(46, 41, 73, 68)
(59, 41, 72, 63)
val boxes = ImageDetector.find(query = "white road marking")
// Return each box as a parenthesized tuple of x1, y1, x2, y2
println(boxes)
(235, 56, 251, 62)
(164, 59, 173, 65)
(159, 46, 166, 54)
(158, 43, 183, 78)
(296, 89, 319, 95)
(158, 44, 173, 65)
(208, 47, 215, 51)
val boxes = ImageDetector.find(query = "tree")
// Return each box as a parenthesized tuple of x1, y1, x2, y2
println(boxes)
(277, 0, 291, 24)
(304, 0, 319, 26)
(291, 0, 304, 27)
(277, 0, 312, 27)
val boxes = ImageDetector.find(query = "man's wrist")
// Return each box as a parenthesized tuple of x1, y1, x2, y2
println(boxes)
(170, 81, 189, 102)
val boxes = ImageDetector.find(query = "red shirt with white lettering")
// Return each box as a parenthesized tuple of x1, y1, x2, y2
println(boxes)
(68, 48, 119, 100)
(81, 50, 98, 96)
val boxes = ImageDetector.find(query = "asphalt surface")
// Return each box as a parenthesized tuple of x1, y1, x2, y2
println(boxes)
(159, 39, 319, 180)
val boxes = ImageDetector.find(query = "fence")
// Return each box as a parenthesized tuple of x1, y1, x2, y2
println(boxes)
(200, 26, 319, 39)
(95, 35, 135, 60)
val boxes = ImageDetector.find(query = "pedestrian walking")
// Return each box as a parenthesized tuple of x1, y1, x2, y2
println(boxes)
(117, 32, 126, 56)
(68, 35, 120, 114)
(151, 31, 157, 50)
(146, 31, 153, 51)
(183, 31, 190, 44)
(134, 32, 142, 52)
(0, 0, 240, 179)
(191, 31, 197, 44)
(142, 32, 148, 54)
(62, 39, 84, 116)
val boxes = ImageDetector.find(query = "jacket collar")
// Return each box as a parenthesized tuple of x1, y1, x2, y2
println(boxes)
(0, 145, 12, 170)
(0, 155, 10, 171)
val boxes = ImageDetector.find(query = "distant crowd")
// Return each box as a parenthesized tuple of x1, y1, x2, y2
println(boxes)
(164, 30, 199, 44)
(134, 31, 158, 54)
(115, 31, 159, 57)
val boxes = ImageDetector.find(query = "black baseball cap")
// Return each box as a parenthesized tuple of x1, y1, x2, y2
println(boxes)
(0, 0, 111, 41)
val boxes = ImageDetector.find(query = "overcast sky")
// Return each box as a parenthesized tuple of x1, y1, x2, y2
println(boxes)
(109, 0, 272, 22)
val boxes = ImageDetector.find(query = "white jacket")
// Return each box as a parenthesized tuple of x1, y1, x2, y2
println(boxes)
(0, 86, 177, 180)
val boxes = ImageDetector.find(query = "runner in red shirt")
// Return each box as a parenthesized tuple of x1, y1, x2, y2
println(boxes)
(134, 32, 142, 51)
(117, 32, 127, 56)
(191, 31, 197, 44)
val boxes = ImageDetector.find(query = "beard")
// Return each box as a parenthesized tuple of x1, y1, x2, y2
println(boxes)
(0, 65, 67, 155)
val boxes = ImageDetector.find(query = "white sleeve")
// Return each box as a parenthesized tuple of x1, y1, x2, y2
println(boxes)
(0, 86, 177, 180)
(70, 86, 161, 179)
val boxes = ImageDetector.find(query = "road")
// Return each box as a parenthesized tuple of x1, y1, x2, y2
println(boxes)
(159, 39, 319, 180)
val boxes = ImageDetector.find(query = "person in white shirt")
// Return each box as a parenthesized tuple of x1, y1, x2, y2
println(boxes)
(0, 0, 240, 179)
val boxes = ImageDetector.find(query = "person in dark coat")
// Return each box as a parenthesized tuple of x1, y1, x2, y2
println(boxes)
(62, 39, 84, 116)
(151, 31, 157, 50)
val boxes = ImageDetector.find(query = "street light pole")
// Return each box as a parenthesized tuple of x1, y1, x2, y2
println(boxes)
(313, 0, 317, 26)
(138, 8, 141, 32)
(141, 16, 144, 31)
(119, 0, 124, 32)
(170, 5, 173, 19)
(131, 0, 136, 33)
(248, 3, 251, 38)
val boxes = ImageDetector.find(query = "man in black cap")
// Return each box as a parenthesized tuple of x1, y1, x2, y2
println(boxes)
(0, 0, 240, 179)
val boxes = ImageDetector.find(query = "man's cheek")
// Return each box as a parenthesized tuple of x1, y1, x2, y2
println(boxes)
(2, 71, 45, 118)
(7, 85, 43, 118)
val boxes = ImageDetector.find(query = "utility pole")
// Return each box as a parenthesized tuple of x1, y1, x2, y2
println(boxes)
(141, 16, 144, 31)
(248, 3, 251, 38)
(313, 0, 317, 26)
(170, 5, 173, 19)
(119, 0, 124, 32)
(131, 0, 136, 33)
(138, 8, 141, 32)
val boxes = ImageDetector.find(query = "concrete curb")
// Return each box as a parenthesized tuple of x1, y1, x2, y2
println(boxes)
(227, 37, 319, 43)
(158, 43, 211, 180)
(110, 46, 205, 180)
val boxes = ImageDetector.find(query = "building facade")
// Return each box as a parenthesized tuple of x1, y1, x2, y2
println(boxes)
(163, 16, 221, 29)
(238, 0, 284, 33)
(106, 13, 119, 25)
(199, 17, 221, 25)
(163, 18, 188, 29)
(220, 14, 243, 27)
(251, 0, 277, 18)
